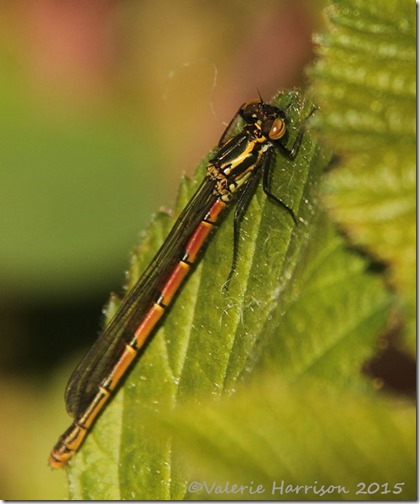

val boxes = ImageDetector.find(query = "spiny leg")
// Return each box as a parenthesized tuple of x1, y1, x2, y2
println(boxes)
(279, 103, 317, 159)
(223, 164, 264, 289)
(264, 104, 317, 223)
(262, 148, 299, 225)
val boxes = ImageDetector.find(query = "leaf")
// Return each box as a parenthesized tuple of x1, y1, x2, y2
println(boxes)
(259, 213, 391, 392)
(308, 0, 416, 351)
(66, 88, 394, 500)
(149, 377, 416, 501)
(67, 91, 338, 499)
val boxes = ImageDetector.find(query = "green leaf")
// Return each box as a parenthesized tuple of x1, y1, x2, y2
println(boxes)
(149, 377, 416, 500)
(308, 0, 416, 351)
(260, 213, 391, 392)
(66, 89, 393, 499)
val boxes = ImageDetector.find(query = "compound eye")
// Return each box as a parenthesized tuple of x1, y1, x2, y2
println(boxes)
(269, 118, 286, 140)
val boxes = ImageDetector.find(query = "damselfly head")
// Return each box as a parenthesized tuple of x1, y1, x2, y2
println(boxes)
(241, 98, 287, 142)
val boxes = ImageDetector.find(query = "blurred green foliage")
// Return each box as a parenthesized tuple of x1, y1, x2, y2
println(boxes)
(0, 78, 164, 298)
(309, 0, 416, 351)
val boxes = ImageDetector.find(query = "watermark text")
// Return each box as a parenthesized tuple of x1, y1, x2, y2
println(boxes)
(187, 479, 406, 498)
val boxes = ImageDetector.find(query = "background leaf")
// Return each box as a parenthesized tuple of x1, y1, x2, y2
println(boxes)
(308, 0, 416, 351)
(151, 378, 416, 501)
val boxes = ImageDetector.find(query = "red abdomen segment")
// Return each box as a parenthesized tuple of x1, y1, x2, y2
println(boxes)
(48, 198, 227, 469)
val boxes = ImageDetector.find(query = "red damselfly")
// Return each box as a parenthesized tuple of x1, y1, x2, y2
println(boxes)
(49, 95, 309, 469)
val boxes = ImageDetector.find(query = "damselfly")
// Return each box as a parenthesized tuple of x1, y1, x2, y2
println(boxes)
(49, 95, 309, 469)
